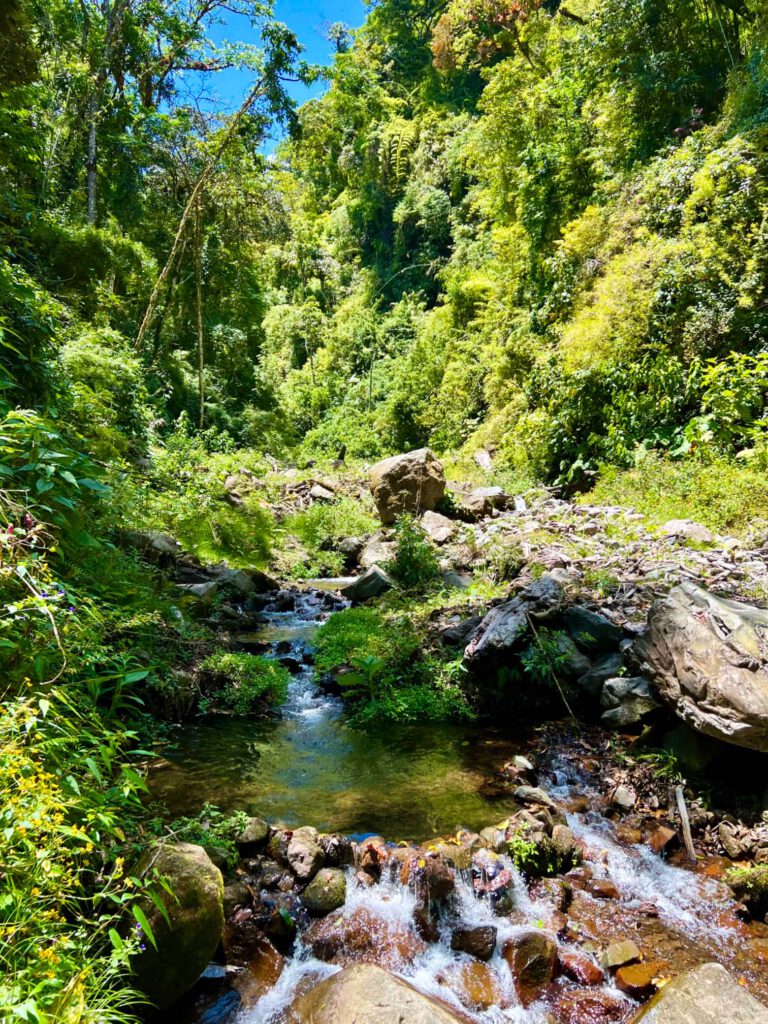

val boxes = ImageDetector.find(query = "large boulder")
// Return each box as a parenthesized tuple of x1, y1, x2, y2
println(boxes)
(132, 842, 224, 1009)
(631, 962, 768, 1022)
(340, 565, 393, 604)
(637, 583, 768, 752)
(464, 575, 564, 665)
(287, 963, 465, 1024)
(369, 449, 445, 525)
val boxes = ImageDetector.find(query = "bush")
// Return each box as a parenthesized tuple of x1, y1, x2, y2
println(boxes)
(197, 651, 290, 716)
(385, 515, 441, 590)
(585, 453, 768, 534)
(313, 607, 473, 721)
(281, 496, 378, 578)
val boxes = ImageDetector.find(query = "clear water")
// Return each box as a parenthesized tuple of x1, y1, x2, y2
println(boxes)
(151, 601, 523, 841)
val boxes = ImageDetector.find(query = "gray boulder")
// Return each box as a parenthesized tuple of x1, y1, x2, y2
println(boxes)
(369, 448, 446, 525)
(132, 843, 224, 1009)
(177, 580, 218, 604)
(461, 486, 509, 520)
(421, 510, 455, 544)
(631, 962, 768, 1022)
(464, 599, 528, 664)
(341, 565, 393, 604)
(359, 531, 396, 569)
(577, 652, 625, 698)
(564, 605, 623, 651)
(601, 675, 660, 728)
(662, 519, 715, 545)
(637, 583, 768, 751)
(287, 826, 324, 881)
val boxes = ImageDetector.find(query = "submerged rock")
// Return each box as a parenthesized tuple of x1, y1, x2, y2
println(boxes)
(631, 961, 768, 1022)
(369, 448, 446, 525)
(637, 583, 768, 752)
(131, 842, 224, 1009)
(288, 963, 466, 1023)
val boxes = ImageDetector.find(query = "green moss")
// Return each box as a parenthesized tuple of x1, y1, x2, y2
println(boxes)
(726, 864, 768, 917)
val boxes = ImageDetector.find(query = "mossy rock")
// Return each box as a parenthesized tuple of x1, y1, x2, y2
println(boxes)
(132, 842, 224, 1009)
(302, 868, 347, 916)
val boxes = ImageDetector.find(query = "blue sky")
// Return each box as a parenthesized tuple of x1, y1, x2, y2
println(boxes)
(204, 1, 368, 147)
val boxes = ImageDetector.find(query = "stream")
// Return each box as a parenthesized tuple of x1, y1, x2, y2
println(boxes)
(152, 588, 768, 1023)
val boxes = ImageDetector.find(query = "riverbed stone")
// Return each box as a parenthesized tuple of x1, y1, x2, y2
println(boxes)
(400, 851, 455, 901)
(637, 583, 768, 752)
(577, 652, 625, 698)
(340, 565, 393, 603)
(301, 867, 347, 916)
(359, 531, 396, 569)
(305, 905, 427, 970)
(558, 947, 605, 986)
(288, 963, 466, 1024)
(369, 448, 446, 525)
(601, 939, 641, 970)
(450, 924, 497, 962)
(131, 842, 224, 1009)
(421, 510, 456, 544)
(287, 826, 324, 881)
(630, 961, 768, 1022)
(236, 816, 270, 853)
(501, 929, 557, 1006)
(564, 605, 623, 651)
(616, 959, 667, 1000)
(439, 960, 507, 1011)
(554, 989, 628, 1024)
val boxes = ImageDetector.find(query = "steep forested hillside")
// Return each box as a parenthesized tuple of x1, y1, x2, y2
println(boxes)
(3, 0, 768, 1021)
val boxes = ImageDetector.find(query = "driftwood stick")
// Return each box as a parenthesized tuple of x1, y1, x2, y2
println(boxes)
(675, 784, 697, 863)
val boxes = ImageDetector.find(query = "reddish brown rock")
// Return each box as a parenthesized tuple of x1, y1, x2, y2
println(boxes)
(553, 988, 629, 1024)
(400, 853, 455, 902)
(305, 906, 427, 970)
(438, 961, 507, 1012)
(233, 936, 285, 1007)
(558, 947, 605, 986)
(587, 878, 621, 900)
(450, 925, 497, 962)
(615, 959, 667, 1000)
(647, 827, 678, 856)
(501, 929, 557, 1006)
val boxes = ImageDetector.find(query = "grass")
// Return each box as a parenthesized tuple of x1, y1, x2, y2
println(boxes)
(197, 651, 290, 716)
(584, 453, 768, 535)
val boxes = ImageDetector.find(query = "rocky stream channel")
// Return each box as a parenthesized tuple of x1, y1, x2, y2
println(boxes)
(147, 583, 768, 1024)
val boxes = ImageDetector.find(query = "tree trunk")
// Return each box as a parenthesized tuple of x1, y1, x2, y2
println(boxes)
(87, 93, 98, 225)
(195, 197, 205, 431)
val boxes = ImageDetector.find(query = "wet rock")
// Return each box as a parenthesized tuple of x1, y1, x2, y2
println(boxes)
(578, 652, 626, 699)
(232, 934, 285, 1007)
(552, 633, 593, 678)
(421, 510, 456, 544)
(236, 817, 270, 853)
(558, 946, 604, 985)
(479, 824, 506, 853)
(305, 906, 427, 970)
(369, 448, 446, 525)
(501, 929, 557, 1006)
(601, 939, 641, 970)
(637, 583, 768, 752)
(727, 864, 768, 917)
(289, 963, 466, 1024)
(132, 842, 224, 1009)
(438, 961, 506, 1011)
(223, 880, 250, 918)
(301, 868, 347, 916)
(204, 845, 229, 872)
(616, 959, 666, 1000)
(200, 991, 240, 1024)
(647, 826, 678, 856)
(662, 519, 715, 545)
(318, 833, 355, 867)
(400, 852, 455, 901)
(554, 989, 629, 1024)
(450, 924, 497, 962)
(552, 824, 580, 864)
(340, 565, 393, 603)
(287, 826, 324, 881)
(266, 830, 290, 866)
(631, 961, 768, 1022)
(358, 837, 389, 880)
(719, 821, 747, 860)
(588, 878, 621, 900)
(564, 606, 623, 651)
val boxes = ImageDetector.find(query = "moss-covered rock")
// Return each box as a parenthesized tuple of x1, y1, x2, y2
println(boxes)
(301, 867, 347, 916)
(132, 842, 224, 1009)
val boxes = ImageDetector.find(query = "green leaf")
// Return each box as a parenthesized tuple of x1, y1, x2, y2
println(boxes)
(132, 904, 158, 950)
(59, 469, 79, 487)
(108, 928, 124, 953)
(84, 757, 103, 783)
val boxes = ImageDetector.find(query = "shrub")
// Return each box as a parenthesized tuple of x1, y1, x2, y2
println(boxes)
(386, 515, 441, 590)
(585, 453, 768, 534)
(197, 651, 289, 716)
(281, 496, 378, 578)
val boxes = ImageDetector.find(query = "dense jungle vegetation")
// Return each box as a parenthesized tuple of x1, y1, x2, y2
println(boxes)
(2, 0, 768, 1018)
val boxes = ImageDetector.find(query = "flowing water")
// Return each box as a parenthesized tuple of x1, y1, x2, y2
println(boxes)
(154, 588, 768, 1023)
(152, 594, 524, 840)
